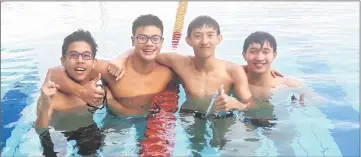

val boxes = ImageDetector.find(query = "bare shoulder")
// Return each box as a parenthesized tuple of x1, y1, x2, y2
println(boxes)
(222, 60, 246, 76)
(155, 63, 173, 77)
(180, 55, 194, 66)
(282, 76, 302, 87)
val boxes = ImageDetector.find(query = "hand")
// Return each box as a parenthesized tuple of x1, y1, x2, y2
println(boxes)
(291, 93, 305, 105)
(299, 93, 305, 105)
(271, 69, 284, 78)
(108, 59, 125, 81)
(214, 85, 236, 112)
(40, 70, 59, 110)
(78, 73, 105, 105)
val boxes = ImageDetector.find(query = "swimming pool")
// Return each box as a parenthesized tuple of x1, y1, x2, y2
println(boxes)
(1, 1, 359, 156)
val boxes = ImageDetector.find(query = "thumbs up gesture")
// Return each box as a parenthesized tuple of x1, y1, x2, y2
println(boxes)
(214, 85, 233, 112)
(78, 73, 105, 105)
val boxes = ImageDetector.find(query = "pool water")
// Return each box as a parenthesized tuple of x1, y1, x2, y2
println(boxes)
(1, 2, 359, 156)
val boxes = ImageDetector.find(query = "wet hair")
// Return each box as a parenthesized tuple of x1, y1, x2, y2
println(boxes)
(242, 31, 277, 53)
(62, 29, 98, 58)
(132, 14, 164, 36)
(187, 15, 220, 37)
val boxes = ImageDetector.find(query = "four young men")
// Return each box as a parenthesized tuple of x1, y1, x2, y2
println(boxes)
(36, 14, 306, 156)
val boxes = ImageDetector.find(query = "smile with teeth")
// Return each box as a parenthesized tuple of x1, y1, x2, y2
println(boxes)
(142, 49, 156, 55)
(254, 63, 265, 67)
(75, 68, 85, 71)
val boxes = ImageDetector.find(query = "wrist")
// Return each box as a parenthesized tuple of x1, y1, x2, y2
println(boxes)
(75, 86, 84, 98)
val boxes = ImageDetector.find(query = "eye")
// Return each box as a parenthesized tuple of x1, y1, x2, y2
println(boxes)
(152, 36, 161, 41)
(137, 36, 147, 40)
(263, 50, 270, 54)
(83, 53, 93, 59)
(69, 52, 79, 57)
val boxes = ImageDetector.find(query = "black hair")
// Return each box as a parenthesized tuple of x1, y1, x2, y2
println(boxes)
(187, 15, 220, 37)
(132, 14, 163, 36)
(62, 29, 98, 58)
(242, 31, 277, 53)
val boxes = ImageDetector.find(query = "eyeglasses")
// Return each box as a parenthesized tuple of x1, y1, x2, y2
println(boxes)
(134, 35, 163, 44)
(141, 102, 161, 114)
(86, 85, 107, 113)
(66, 51, 94, 60)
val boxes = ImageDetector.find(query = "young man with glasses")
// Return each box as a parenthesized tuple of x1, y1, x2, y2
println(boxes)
(35, 29, 104, 156)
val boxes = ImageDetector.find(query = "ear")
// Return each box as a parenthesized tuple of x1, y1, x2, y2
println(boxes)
(185, 36, 192, 47)
(273, 51, 277, 59)
(217, 34, 223, 44)
(92, 58, 97, 69)
(60, 56, 65, 68)
(242, 51, 247, 61)
(131, 36, 135, 46)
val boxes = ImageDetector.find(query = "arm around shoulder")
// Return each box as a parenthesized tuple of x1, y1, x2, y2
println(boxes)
(156, 52, 187, 69)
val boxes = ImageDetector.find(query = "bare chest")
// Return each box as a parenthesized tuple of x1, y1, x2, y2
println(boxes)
(108, 69, 171, 98)
(178, 70, 233, 98)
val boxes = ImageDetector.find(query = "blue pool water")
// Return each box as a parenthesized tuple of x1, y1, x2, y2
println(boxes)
(1, 2, 359, 156)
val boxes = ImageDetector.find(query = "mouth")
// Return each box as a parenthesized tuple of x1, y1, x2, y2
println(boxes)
(200, 47, 210, 49)
(142, 49, 156, 55)
(74, 67, 86, 74)
(253, 63, 266, 68)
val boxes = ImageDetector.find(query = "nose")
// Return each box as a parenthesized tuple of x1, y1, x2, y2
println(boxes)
(200, 35, 209, 46)
(145, 38, 154, 46)
(76, 55, 85, 63)
(254, 52, 265, 61)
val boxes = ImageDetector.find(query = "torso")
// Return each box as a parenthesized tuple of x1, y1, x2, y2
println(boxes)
(173, 57, 235, 113)
(104, 58, 173, 115)
(49, 92, 94, 131)
(245, 76, 298, 119)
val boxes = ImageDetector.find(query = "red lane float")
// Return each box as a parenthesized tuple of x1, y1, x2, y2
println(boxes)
(139, 82, 180, 157)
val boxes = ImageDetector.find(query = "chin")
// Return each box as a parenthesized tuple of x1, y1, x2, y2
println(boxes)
(250, 68, 267, 74)
(68, 73, 87, 83)
(141, 55, 156, 62)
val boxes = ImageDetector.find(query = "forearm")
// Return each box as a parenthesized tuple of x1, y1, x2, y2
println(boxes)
(230, 97, 250, 111)
(35, 98, 51, 132)
(106, 99, 141, 116)
(49, 67, 83, 97)
(35, 110, 50, 129)
(116, 47, 134, 61)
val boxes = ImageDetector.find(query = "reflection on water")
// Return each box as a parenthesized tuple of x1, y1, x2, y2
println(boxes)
(1, 1, 359, 157)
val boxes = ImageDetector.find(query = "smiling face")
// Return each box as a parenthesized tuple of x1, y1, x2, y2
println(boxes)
(243, 40, 277, 74)
(132, 25, 163, 63)
(186, 25, 222, 58)
(61, 41, 96, 84)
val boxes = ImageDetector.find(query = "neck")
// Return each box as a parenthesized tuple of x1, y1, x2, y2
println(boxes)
(247, 68, 275, 87)
(193, 53, 217, 72)
(130, 54, 156, 74)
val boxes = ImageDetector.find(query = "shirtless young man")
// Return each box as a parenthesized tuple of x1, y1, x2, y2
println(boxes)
(242, 31, 305, 121)
(241, 31, 308, 156)
(48, 14, 176, 116)
(35, 30, 104, 156)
